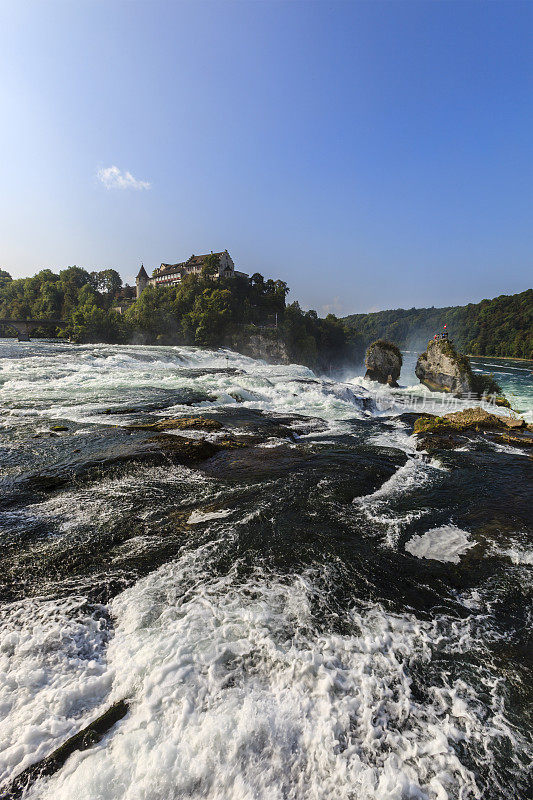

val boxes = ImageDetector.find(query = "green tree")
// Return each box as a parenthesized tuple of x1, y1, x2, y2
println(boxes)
(0, 270, 12, 288)
(342, 289, 533, 359)
(61, 303, 126, 343)
(125, 285, 176, 340)
(187, 287, 233, 345)
(200, 254, 221, 279)
(96, 269, 122, 297)
(58, 267, 93, 317)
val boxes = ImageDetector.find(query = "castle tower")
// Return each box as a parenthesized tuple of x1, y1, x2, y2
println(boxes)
(136, 264, 149, 298)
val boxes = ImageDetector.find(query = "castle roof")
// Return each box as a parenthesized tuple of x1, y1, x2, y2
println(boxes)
(158, 263, 186, 274)
(155, 252, 227, 277)
(185, 252, 225, 266)
(136, 265, 148, 280)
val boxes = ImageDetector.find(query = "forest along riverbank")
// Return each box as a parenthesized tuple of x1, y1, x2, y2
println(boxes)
(0, 340, 531, 800)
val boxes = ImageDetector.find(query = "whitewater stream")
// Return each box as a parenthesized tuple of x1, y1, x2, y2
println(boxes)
(0, 340, 531, 800)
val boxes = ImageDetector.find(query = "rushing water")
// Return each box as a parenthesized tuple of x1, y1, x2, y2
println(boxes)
(0, 339, 531, 800)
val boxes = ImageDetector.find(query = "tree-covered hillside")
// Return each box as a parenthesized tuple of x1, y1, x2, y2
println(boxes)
(342, 289, 533, 359)
(0, 265, 362, 372)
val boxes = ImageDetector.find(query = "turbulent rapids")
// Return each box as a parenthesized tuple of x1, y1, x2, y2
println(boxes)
(0, 341, 531, 800)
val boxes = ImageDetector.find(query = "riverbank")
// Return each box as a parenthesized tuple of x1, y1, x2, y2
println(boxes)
(466, 354, 533, 362)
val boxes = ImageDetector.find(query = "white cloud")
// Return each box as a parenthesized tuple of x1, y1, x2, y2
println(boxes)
(97, 165, 151, 190)
(321, 296, 344, 316)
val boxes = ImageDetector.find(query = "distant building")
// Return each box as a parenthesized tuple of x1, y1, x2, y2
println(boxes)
(136, 265, 149, 299)
(136, 251, 248, 298)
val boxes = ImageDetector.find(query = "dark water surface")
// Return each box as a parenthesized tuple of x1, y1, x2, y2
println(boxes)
(0, 340, 531, 799)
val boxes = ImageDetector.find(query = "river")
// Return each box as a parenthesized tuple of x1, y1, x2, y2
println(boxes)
(0, 340, 531, 800)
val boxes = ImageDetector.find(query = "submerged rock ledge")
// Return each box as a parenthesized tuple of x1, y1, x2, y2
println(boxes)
(411, 407, 531, 452)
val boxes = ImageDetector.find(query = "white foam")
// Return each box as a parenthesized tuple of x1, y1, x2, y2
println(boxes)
(372, 458, 428, 500)
(497, 546, 533, 566)
(348, 370, 532, 424)
(405, 525, 475, 563)
(188, 509, 232, 524)
(19, 555, 517, 800)
(490, 533, 533, 566)
(354, 458, 439, 546)
(0, 542, 526, 800)
(2, 340, 531, 428)
(0, 597, 113, 785)
(487, 439, 531, 458)
(0, 340, 377, 435)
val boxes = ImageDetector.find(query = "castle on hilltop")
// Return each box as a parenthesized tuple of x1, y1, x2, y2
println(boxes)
(136, 250, 248, 298)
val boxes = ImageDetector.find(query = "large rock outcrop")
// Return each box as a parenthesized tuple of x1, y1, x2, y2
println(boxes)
(415, 339, 475, 396)
(365, 340, 402, 386)
(415, 339, 510, 403)
(239, 333, 291, 364)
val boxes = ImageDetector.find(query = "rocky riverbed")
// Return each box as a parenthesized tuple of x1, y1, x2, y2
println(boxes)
(0, 340, 531, 800)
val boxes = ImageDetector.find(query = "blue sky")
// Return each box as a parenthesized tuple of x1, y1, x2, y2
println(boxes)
(0, 0, 531, 315)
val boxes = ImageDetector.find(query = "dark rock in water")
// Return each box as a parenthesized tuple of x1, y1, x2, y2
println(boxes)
(365, 340, 402, 387)
(0, 410, 317, 515)
(166, 388, 213, 406)
(148, 433, 253, 464)
(3, 700, 129, 799)
(394, 412, 424, 428)
(415, 407, 523, 433)
(493, 395, 512, 409)
(494, 430, 533, 449)
(101, 387, 214, 416)
(201, 434, 408, 494)
(412, 407, 531, 452)
(416, 432, 460, 452)
(107, 388, 212, 408)
(1, 431, 226, 513)
(176, 367, 242, 378)
(263, 411, 329, 438)
(146, 435, 221, 463)
(218, 438, 251, 449)
(127, 416, 223, 433)
(501, 416, 527, 429)
(415, 408, 507, 434)
(103, 407, 142, 415)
